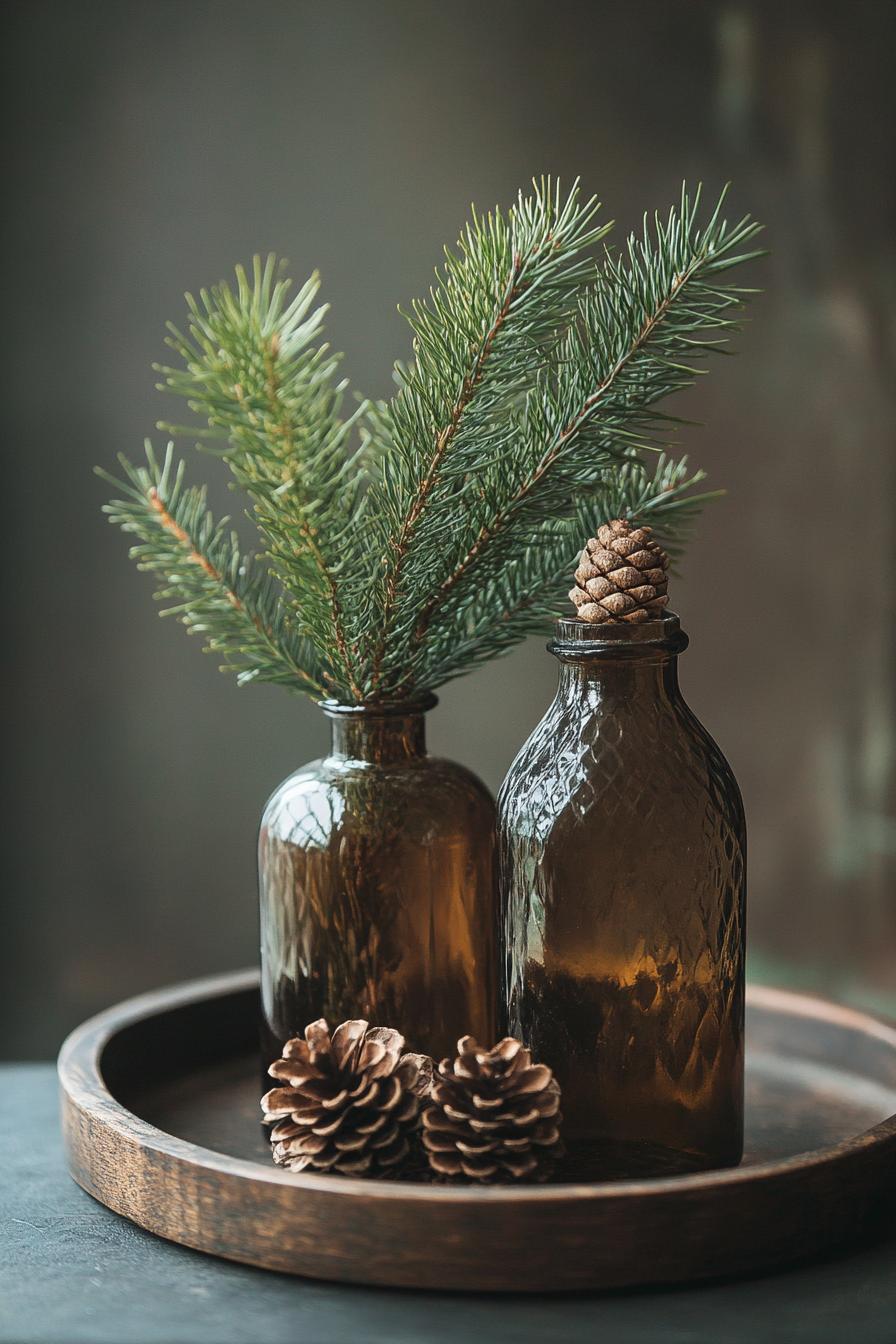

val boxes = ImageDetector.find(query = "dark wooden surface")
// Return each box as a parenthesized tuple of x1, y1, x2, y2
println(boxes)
(56, 971, 896, 1294)
(4, 1065, 896, 1344)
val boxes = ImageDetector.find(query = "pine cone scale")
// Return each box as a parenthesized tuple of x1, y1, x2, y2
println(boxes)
(302, 1019, 330, 1052)
(610, 565, 645, 591)
(467, 1117, 501, 1133)
(330, 1019, 366, 1068)
(311, 1113, 345, 1136)
(514, 1063, 554, 1093)
(334, 1130, 373, 1152)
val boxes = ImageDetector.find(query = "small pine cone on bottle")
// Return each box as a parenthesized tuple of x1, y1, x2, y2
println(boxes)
(421, 1035, 562, 1182)
(262, 1018, 432, 1176)
(570, 518, 670, 624)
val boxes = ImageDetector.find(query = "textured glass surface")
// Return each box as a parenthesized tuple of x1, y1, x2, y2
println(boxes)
(259, 701, 496, 1066)
(498, 617, 746, 1176)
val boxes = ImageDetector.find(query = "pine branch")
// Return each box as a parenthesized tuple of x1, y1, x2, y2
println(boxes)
(394, 454, 717, 690)
(364, 179, 614, 695)
(391, 185, 762, 693)
(98, 443, 326, 695)
(157, 257, 367, 700)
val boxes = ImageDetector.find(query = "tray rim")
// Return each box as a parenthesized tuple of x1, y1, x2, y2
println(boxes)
(58, 967, 896, 1206)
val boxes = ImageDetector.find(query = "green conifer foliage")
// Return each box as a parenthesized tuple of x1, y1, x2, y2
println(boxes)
(101, 181, 762, 702)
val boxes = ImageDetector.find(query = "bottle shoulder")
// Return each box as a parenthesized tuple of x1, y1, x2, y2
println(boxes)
(260, 753, 495, 841)
(426, 756, 496, 809)
(260, 757, 328, 816)
(498, 692, 744, 832)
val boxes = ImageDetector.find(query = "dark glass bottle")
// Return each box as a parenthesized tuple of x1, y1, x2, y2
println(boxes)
(259, 697, 496, 1067)
(498, 615, 746, 1177)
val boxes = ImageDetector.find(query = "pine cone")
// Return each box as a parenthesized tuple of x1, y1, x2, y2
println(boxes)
(570, 519, 669, 624)
(421, 1036, 562, 1182)
(262, 1019, 432, 1176)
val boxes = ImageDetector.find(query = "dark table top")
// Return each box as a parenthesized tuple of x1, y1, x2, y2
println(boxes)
(3, 1064, 896, 1344)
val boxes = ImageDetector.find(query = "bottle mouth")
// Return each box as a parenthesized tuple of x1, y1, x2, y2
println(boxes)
(549, 612, 688, 659)
(318, 692, 439, 718)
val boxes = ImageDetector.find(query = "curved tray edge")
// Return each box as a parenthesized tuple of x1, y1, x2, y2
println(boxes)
(58, 971, 896, 1292)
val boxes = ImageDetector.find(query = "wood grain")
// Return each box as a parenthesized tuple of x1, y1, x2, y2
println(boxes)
(57, 971, 896, 1292)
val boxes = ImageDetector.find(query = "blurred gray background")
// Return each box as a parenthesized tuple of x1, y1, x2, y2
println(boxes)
(4, 0, 894, 1057)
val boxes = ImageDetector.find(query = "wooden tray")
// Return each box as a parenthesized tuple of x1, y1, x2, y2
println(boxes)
(58, 969, 896, 1293)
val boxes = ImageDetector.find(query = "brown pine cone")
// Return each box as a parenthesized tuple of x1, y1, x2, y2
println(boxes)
(570, 519, 669, 624)
(261, 1019, 432, 1176)
(421, 1036, 562, 1182)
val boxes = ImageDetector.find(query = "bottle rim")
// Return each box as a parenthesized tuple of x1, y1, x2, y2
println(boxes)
(318, 692, 439, 718)
(549, 612, 688, 659)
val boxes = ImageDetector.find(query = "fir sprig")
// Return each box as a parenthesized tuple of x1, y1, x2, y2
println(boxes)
(411, 453, 719, 689)
(99, 443, 326, 695)
(397, 185, 761, 691)
(100, 181, 763, 703)
(364, 180, 613, 692)
(157, 259, 369, 697)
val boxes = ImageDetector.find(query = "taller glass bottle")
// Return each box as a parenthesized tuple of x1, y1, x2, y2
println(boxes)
(259, 697, 496, 1066)
(498, 615, 746, 1176)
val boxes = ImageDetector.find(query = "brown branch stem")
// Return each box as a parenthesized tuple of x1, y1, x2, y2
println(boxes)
(259, 341, 363, 701)
(368, 252, 526, 694)
(147, 487, 326, 697)
(149, 488, 239, 599)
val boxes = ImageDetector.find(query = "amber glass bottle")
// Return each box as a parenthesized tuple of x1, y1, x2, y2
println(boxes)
(259, 696, 496, 1067)
(498, 615, 746, 1177)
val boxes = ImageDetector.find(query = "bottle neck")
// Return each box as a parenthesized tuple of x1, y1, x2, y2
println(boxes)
(321, 697, 435, 764)
(550, 614, 687, 708)
(557, 655, 680, 704)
